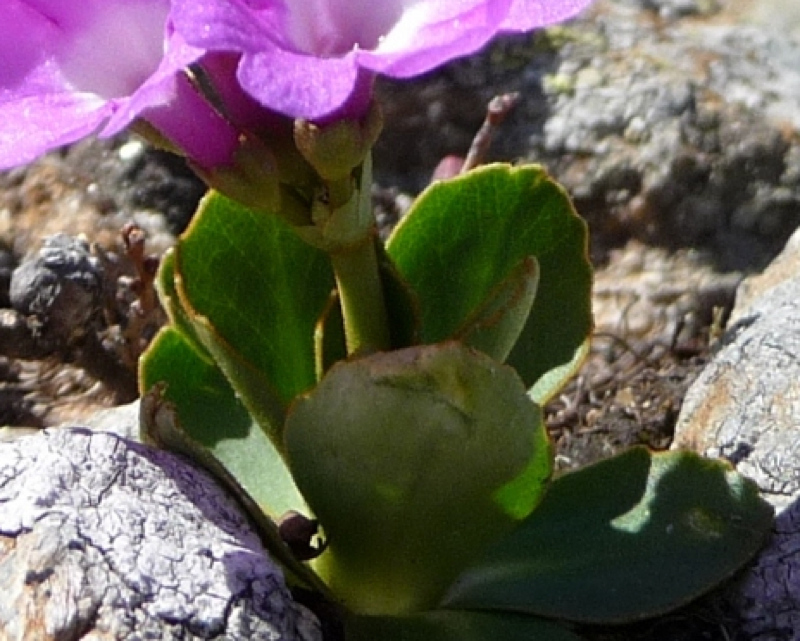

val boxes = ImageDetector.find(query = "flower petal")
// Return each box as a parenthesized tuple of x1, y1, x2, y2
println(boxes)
(357, 0, 513, 77)
(0, 0, 185, 169)
(0, 94, 110, 170)
(171, 0, 593, 120)
(171, 0, 279, 53)
(101, 28, 203, 136)
(0, 1, 110, 168)
(500, 0, 594, 31)
(137, 73, 242, 170)
(174, 0, 516, 119)
(237, 45, 362, 121)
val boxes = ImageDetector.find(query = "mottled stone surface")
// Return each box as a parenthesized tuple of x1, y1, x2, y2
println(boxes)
(592, 240, 742, 342)
(10, 234, 104, 340)
(674, 227, 800, 513)
(0, 428, 321, 641)
(722, 500, 800, 640)
(674, 228, 800, 638)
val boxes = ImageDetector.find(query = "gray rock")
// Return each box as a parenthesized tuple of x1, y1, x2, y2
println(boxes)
(674, 227, 800, 637)
(10, 233, 104, 341)
(721, 500, 800, 640)
(674, 227, 800, 513)
(531, 0, 800, 271)
(614, 0, 721, 18)
(2, 232, 139, 405)
(0, 427, 321, 641)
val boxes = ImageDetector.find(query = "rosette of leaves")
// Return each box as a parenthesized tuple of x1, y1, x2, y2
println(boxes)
(141, 164, 772, 639)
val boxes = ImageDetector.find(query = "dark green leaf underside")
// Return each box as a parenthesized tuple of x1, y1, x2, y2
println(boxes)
(444, 447, 773, 623)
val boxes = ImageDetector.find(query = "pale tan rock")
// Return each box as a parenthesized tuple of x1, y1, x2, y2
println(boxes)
(592, 240, 741, 344)
(674, 227, 800, 512)
(674, 226, 800, 638)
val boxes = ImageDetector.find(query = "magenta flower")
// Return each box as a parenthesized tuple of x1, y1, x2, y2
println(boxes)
(0, 0, 240, 171)
(172, 0, 594, 121)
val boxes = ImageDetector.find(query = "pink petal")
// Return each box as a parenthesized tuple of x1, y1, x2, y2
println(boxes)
(0, 1, 112, 168)
(237, 44, 362, 121)
(0, 0, 213, 169)
(357, 0, 513, 77)
(0, 94, 110, 170)
(102, 29, 204, 136)
(171, 0, 279, 53)
(136, 73, 242, 171)
(500, 0, 594, 31)
(172, 0, 594, 120)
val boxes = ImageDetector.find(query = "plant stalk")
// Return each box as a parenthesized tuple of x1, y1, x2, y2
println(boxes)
(330, 235, 391, 355)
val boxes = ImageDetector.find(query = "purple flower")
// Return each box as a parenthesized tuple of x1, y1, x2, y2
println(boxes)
(172, 0, 594, 121)
(0, 0, 241, 171)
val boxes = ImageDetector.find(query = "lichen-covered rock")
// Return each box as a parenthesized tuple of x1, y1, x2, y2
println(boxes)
(0, 427, 321, 641)
(674, 226, 800, 513)
(674, 227, 800, 637)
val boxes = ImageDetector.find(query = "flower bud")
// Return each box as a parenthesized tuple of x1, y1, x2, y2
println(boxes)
(293, 101, 383, 183)
(193, 134, 283, 215)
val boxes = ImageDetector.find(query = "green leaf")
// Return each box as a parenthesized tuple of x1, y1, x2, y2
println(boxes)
(154, 248, 205, 355)
(174, 190, 336, 440)
(346, 610, 585, 641)
(187, 313, 288, 447)
(139, 327, 307, 520)
(443, 447, 774, 623)
(137, 372, 328, 594)
(528, 337, 589, 406)
(153, 244, 289, 456)
(386, 164, 591, 394)
(454, 256, 539, 363)
(284, 343, 552, 615)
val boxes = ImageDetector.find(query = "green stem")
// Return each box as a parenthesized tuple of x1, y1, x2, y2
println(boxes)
(330, 236, 391, 355)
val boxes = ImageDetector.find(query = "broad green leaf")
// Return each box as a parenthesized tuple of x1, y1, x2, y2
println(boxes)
(284, 343, 552, 615)
(154, 248, 182, 329)
(153, 248, 286, 434)
(137, 372, 327, 594)
(139, 327, 307, 520)
(346, 610, 585, 641)
(153, 248, 204, 355)
(443, 447, 774, 623)
(454, 256, 539, 363)
(529, 337, 589, 405)
(174, 190, 336, 437)
(386, 164, 591, 393)
(188, 313, 287, 447)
